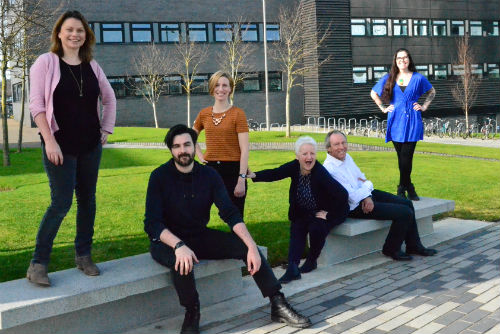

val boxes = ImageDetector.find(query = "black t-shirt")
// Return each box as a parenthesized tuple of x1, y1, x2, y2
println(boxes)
(52, 58, 101, 155)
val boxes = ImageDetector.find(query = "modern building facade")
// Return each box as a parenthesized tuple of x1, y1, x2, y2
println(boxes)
(12, 0, 500, 128)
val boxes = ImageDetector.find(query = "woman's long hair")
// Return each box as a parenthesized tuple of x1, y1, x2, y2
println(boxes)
(50, 10, 95, 63)
(381, 48, 416, 104)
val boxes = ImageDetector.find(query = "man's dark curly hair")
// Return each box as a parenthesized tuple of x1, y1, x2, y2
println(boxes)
(164, 124, 198, 150)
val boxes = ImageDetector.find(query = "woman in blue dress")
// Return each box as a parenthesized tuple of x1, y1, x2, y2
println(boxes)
(370, 48, 436, 200)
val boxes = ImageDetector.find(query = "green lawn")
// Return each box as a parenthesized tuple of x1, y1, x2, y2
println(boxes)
(1, 146, 499, 283)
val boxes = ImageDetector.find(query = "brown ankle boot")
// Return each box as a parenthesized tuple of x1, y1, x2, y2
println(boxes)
(75, 255, 101, 276)
(27, 262, 50, 286)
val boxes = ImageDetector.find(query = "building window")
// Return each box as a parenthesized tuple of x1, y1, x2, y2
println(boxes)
(160, 23, 180, 43)
(241, 73, 259, 91)
(373, 66, 388, 81)
(130, 77, 148, 96)
(240, 24, 258, 42)
(433, 64, 447, 80)
(372, 19, 387, 36)
(452, 64, 464, 76)
(268, 72, 282, 91)
(470, 21, 482, 36)
(351, 19, 367, 36)
(108, 77, 127, 97)
(164, 76, 182, 94)
(187, 23, 208, 42)
(451, 20, 465, 36)
(266, 24, 280, 41)
(191, 75, 209, 93)
(393, 19, 408, 36)
(487, 64, 499, 79)
(130, 23, 153, 43)
(484, 21, 499, 36)
(413, 19, 429, 36)
(101, 23, 124, 43)
(416, 65, 429, 77)
(12, 83, 22, 102)
(353, 67, 368, 84)
(432, 20, 447, 36)
(214, 23, 233, 42)
(471, 64, 483, 78)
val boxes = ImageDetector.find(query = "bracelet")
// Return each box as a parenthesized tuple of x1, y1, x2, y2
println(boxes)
(174, 241, 185, 250)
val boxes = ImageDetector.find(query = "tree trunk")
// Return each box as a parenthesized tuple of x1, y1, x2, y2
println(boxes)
(152, 101, 158, 128)
(285, 76, 291, 138)
(187, 91, 191, 127)
(2, 61, 10, 166)
(17, 62, 27, 152)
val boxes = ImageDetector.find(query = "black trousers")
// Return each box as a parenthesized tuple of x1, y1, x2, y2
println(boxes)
(349, 189, 423, 254)
(150, 228, 281, 308)
(288, 215, 335, 265)
(207, 161, 247, 216)
(392, 141, 417, 187)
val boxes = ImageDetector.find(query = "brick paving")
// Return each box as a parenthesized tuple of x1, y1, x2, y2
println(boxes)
(203, 225, 500, 334)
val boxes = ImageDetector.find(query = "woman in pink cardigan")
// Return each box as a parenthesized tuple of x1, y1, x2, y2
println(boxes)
(27, 10, 116, 286)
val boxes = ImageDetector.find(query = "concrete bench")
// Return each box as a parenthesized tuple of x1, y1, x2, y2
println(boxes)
(0, 246, 267, 334)
(318, 197, 455, 265)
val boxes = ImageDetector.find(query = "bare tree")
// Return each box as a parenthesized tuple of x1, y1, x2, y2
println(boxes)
(452, 33, 479, 130)
(174, 35, 207, 127)
(216, 19, 257, 104)
(270, 2, 331, 137)
(130, 43, 173, 128)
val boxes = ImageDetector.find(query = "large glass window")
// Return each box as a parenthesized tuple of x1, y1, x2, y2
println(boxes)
(351, 19, 367, 36)
(432, 20, 447, 36)
(241, 24, 258, 42)
(452, 64, 464, 76)
(187, 23, 208, 42)
(373, 66, 388, 81)
(164, 76, 182, 94)
(268, 72, 282, 90)
(433, 64, 448, 80)
(12, 83, 22, 102)
(266, 24, 280, 41)
(483, 21, 499, 36)
(191, 75, 209, 93)
(413, 19, 429, 36)
(214, 23, 233, 42)
(393, 19, 408, 36)
(416, 65, 429, 77)
(160, 23, 180, 43)
(470, 21, 482, 36)
(108, 77, 127, 97)
(101, 23, 124, 43)
(451, 20, 465, 36)
(242, 73, 260, 91)
(372, 19, 387, 36)
(131, 23, 152, 43)
(353, 67, 368, 84)
(471, 64, 483, 78)
(487, 64, 499, 79)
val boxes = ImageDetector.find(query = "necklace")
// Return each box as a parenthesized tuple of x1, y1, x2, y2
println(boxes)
(211, 112, 226, 126)
(66, 63, 83, 97)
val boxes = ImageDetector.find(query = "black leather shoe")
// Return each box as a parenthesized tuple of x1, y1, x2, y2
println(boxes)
(407, 247, 437, 256)
(406, 183, 420, 201)
(278, 263, 301, 284)
(382, 249, 413, 261)
(180, 302, 200, 334)
(270, 292, 311, 328)
(299, 259, 317, 274)
(397, 185, 407, 199)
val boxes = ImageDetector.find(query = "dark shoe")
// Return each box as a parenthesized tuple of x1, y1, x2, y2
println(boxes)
(181, 302, 200, 334)
(75, 255, 100, 276)
(26, 262, 50, 286)
(278, 263, 301, 284)
(407, 247, 437, 256)
(299, 258, 317, 274)
(397, 185, 407, 199)
(382, 249, 413, 261)
(270, 292, 311, 328)
(406, 183, 420, 201)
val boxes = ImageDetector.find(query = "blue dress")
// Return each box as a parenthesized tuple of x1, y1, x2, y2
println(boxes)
(372, 72, 433, 143)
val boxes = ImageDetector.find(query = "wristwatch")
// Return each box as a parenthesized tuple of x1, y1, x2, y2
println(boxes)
(239, 173, 247, 179)
(174, 241, 185, 250)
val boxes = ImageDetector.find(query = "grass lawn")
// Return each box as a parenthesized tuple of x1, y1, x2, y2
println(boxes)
(0, 146, 499, 283)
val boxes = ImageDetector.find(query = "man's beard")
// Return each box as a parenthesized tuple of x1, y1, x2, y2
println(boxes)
(174, 152, 195, 167)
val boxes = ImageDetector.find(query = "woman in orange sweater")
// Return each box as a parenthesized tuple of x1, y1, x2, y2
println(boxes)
(193, 71, 249, 215)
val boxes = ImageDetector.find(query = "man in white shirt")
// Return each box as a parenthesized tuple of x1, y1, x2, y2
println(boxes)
(323, 130, 437, 261)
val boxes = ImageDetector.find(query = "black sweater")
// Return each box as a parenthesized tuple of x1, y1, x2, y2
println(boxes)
(144, 159, 242, 241)
(253, 160, 349, 226)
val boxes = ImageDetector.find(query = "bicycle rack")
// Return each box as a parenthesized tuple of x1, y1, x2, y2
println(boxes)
(348, 118, 357, 134)
(327, 117, 336, 130)
(337, 118, 347, 131)
(317, 117, 326, 130)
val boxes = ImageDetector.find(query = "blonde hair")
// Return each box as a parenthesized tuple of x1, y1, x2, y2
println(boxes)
(208, 71, 234, 96)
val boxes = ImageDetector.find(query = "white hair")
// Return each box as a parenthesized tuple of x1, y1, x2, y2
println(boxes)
(295, 136, 317, 154)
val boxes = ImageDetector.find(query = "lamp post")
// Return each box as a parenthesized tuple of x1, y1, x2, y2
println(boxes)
(262, 0, 270, 130)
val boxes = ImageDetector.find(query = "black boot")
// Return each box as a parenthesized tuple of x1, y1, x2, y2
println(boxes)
(406, 183, 420, 201)
(180, 302, 200, 334)
(397, 185, 407, 199)
(270, 292, 311, 328)
(278, 262, 301, 284)
(299, 258, 317, 274)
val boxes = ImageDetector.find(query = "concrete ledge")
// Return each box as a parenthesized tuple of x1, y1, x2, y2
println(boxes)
(318, 197, 455, 265)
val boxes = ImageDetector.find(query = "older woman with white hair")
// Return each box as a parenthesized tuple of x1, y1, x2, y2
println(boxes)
(248, 136, 349, 283)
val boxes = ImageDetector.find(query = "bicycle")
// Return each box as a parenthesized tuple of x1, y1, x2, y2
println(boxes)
(247, 119, 260, 131)
(480, 118, 495, 140)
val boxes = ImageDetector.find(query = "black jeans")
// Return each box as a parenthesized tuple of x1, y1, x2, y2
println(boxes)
(349, 189, 423, 254)
(150, 228, 281, 308)
(392, 141, 417, 187)
(288, 215, 334, 265)
(33, 143, 102, 265)
(207, 161, 247, 216)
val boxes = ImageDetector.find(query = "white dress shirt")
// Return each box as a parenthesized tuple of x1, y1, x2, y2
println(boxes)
(323, 153, 374, 211)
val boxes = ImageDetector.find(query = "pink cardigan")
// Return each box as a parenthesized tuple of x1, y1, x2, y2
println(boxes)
(29, 52, 116, 135)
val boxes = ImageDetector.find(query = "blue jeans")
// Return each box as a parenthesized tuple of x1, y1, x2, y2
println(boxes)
(33, 143, 102, 265)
